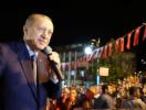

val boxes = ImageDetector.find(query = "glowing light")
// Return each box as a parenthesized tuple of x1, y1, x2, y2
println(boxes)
(84, 46, 93, 55)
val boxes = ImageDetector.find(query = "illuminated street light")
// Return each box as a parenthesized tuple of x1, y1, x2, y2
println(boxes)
(84, 46, 93, 55)
(83, 38, 100, 86)
(84, 38, 100, 55)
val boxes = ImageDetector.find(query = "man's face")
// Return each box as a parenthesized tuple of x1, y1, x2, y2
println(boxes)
(24, 16, 54, 50)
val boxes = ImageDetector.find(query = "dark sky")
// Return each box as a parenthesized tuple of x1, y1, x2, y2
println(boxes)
(0, 0, 145, 71)
(0, 0, 145, 47)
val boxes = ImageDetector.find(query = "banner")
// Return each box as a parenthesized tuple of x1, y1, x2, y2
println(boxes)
(99, 67, 109, 76)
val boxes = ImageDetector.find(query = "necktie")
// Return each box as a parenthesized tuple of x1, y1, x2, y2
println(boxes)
(31, 54, 40, 110)
(31, 54, 37, 86)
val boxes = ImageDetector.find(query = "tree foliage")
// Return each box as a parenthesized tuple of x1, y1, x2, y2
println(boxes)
(88, 52, 136, 83)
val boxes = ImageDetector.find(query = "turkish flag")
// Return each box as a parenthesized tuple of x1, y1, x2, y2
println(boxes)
(108, 43, 112, 57)
(133, 26, 141, 46)
(115, 38, 120, 52)
(126, 32, 132, 49)
(120, 37, 124, 52)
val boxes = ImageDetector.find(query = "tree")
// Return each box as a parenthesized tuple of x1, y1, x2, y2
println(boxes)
(99, 52, 136, 83)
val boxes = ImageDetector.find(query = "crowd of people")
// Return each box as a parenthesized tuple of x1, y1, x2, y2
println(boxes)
(46, 75, 146, 110)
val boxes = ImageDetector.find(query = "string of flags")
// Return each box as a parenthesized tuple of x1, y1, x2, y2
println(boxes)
(61, 23, 146, 70)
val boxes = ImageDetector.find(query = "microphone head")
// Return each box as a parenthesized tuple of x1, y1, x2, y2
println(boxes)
(43, 46, 52, 55)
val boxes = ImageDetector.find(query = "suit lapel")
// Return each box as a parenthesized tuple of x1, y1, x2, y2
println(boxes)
(15, 42, 39, 103)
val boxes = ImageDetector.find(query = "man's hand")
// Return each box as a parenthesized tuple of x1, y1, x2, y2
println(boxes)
(49, 51, 61, 68)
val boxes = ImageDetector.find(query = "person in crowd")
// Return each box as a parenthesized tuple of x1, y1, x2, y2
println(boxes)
(93, 84, 115, 109)
(121, 86, 146, 109)
(141, 83, 146, 104)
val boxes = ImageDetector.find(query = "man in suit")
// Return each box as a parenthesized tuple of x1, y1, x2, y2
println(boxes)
(0, 13, 62, 110)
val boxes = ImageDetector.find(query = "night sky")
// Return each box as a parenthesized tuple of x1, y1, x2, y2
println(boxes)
(0, 0, 145, 46)
(0, 0, 145, 71)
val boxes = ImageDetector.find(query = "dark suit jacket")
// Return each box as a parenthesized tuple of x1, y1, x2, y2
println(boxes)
(0, 41, 54, 110)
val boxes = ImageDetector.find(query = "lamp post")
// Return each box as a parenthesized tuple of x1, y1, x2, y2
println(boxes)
(84, 38, 100, 85)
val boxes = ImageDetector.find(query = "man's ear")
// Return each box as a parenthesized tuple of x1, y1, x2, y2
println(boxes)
(23, 25, 27, 33)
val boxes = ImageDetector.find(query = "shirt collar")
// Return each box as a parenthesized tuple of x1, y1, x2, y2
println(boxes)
(25, 43, 38, 57)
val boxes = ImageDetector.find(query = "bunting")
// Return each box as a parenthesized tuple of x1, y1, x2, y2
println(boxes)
(115, 38, 120, 53)
(108, 43, 113, 57)
(61, 23, 146, 70)
(120, 37, 124, 52)
(126, 32, 132, 49)
(133, 26, 141, 46)
(101, 45, 108, 59)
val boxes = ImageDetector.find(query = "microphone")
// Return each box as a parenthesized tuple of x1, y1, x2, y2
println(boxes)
(42, 46, 64, 81)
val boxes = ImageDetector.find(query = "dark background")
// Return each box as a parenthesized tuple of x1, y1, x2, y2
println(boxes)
(0, 0, 145, 71)
(0, 0, 145, 46)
